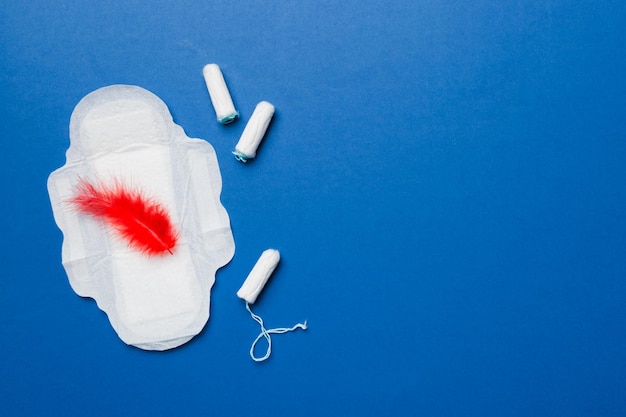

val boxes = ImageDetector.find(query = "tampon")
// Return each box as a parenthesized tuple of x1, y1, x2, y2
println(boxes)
(233, 101, 275, 162)
(237, 249, 280, 304)
(202, 64, 238, 124)
(237, 249, 307, 362)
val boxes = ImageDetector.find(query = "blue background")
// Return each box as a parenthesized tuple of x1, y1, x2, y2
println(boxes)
(1, 1, 625, 416)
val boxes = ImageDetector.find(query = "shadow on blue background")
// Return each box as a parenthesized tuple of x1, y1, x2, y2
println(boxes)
(1, 1, 625, 416)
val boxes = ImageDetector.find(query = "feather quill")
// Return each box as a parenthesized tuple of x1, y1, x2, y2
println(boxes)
(70, 179, 178, 256)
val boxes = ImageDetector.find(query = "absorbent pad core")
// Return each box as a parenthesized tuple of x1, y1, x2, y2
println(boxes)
(48, 85, 235, 351)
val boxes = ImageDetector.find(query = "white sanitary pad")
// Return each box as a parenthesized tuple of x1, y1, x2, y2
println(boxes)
(48, 85, 235, 350)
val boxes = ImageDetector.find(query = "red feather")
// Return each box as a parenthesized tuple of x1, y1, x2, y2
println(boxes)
(70, 179, 178, 256)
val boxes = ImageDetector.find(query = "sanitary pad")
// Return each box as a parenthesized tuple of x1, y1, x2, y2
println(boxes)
(48, 85, 235, 350)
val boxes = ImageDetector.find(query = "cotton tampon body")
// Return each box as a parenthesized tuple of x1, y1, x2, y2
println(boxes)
(233, 101, 275, 162)
(237, 249, 280, 304)
(203, 64, 239, 124)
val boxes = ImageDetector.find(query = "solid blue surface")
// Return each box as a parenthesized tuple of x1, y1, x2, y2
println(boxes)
(2, 1, 626, 416)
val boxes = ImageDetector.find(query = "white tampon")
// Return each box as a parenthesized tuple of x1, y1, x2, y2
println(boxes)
(237, 249, 307, 362)
(237, 249, 280, 304)
(202, 63, 239, 124)
(233, 101, 275, 162)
